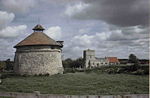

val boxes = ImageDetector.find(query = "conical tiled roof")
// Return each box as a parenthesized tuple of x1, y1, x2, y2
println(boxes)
(14, 32, 60, 48)
(14, 24, 61, 48)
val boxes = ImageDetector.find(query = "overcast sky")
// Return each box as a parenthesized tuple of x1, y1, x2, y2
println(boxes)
(0, 0, 149, 60)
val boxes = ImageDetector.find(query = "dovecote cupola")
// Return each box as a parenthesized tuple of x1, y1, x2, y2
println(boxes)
(32, 24, 45, 32)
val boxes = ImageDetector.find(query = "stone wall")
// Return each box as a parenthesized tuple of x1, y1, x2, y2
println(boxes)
(14, 46, 64, 75)
(0, 92, 148, 98)
(83, 49, 95, 68)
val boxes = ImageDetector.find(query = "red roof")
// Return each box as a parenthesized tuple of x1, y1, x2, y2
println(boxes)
(107, 57, 119, 63)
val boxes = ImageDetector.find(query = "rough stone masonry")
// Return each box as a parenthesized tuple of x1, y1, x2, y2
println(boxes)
(14, 24, 64, 75)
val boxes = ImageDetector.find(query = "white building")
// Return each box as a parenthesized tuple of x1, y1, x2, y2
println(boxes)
(83, 49, 119, 68)
(83, 49, 109, 68)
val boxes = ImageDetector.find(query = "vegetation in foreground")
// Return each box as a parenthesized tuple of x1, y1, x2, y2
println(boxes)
(0, 96, 14, 98)
(0, 72, 148, 95)
(0, 54, 148, 95)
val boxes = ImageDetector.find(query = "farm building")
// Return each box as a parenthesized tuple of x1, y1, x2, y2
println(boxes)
(14, 24, 64, 75)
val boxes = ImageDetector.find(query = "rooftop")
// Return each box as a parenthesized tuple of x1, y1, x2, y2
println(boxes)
(32, 24, 45, 31)
(107, 57, 119, 63)
(14, 24, 62, 48)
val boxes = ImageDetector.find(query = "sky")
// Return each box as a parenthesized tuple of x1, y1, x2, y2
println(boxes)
(0, 0, 149, 60)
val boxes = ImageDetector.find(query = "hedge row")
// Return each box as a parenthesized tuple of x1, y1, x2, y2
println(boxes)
(64, 65, 149, 75)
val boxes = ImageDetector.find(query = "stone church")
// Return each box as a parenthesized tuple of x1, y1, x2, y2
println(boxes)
(83, 49, 120, 68)
(14, 24, 64, 75)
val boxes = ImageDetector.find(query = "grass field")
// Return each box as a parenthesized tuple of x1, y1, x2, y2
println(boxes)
(0, 97, 14, 98)
(0, 72, 148, 95)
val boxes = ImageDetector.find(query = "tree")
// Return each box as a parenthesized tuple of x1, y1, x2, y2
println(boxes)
(128, 54, 140, 71)
(72, 57, 84, 68)
(128, 54, 139, 65)
(62, 57, 84, 68)
(0, 61, 6, 72)
(5, 59, 14, 71)
(62, 58, 73, 68)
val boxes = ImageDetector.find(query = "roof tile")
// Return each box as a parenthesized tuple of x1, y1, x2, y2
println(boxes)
(107, 57, 119, 63)
(14, 32, 60, 48)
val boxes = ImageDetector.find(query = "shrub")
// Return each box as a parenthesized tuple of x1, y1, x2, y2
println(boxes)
(63, 68, 75, 74)
(84, 68, 92, 73)
(116, 68, 123, 73)
(43, 73, 50, 76)
(105, 68, 116, 74)
(74, 69, 84, 72)
(84, 67, 104, 74)
(132, 69, 145, 75)
(21, 74, 28, 77)
(143, 68, 149, 75)
(84, 65, 149, 75)
(141, 66, 149, 75)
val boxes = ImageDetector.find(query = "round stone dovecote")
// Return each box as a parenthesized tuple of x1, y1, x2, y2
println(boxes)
(14, 24, 64, 75)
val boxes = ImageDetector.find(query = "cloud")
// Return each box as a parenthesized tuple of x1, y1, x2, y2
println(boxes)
(0, 39, 15, 60)
(73, 32, 109, 47)
(0, 10, 27, 60)
(65, 0, 149, 26)
(79, 28, 90, 34)
(63, 25, 149, 59)
(108, 26, 149, 41)
(73, 34, 94, 47)
(63, 31, 112, 59)
(0, 0, 36, 14)
(45, 26, 62, 40)
(0, 11, 27, 39)
(0, 11, 15, 29)
(0, 25, 27, 38)
(65, 2, 90, 17)
(0, 0, 148, 60)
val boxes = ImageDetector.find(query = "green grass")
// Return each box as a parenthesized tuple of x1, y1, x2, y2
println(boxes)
(0, 72, 148, 95)
(0, 97, 14, 98)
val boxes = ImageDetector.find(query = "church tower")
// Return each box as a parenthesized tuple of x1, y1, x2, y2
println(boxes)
(83, 49, 95, 68)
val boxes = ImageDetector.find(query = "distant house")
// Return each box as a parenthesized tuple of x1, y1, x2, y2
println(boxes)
(106, 57, 120, 65)
(96, 58, 109, 66)
(83, 49, 120, 68)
